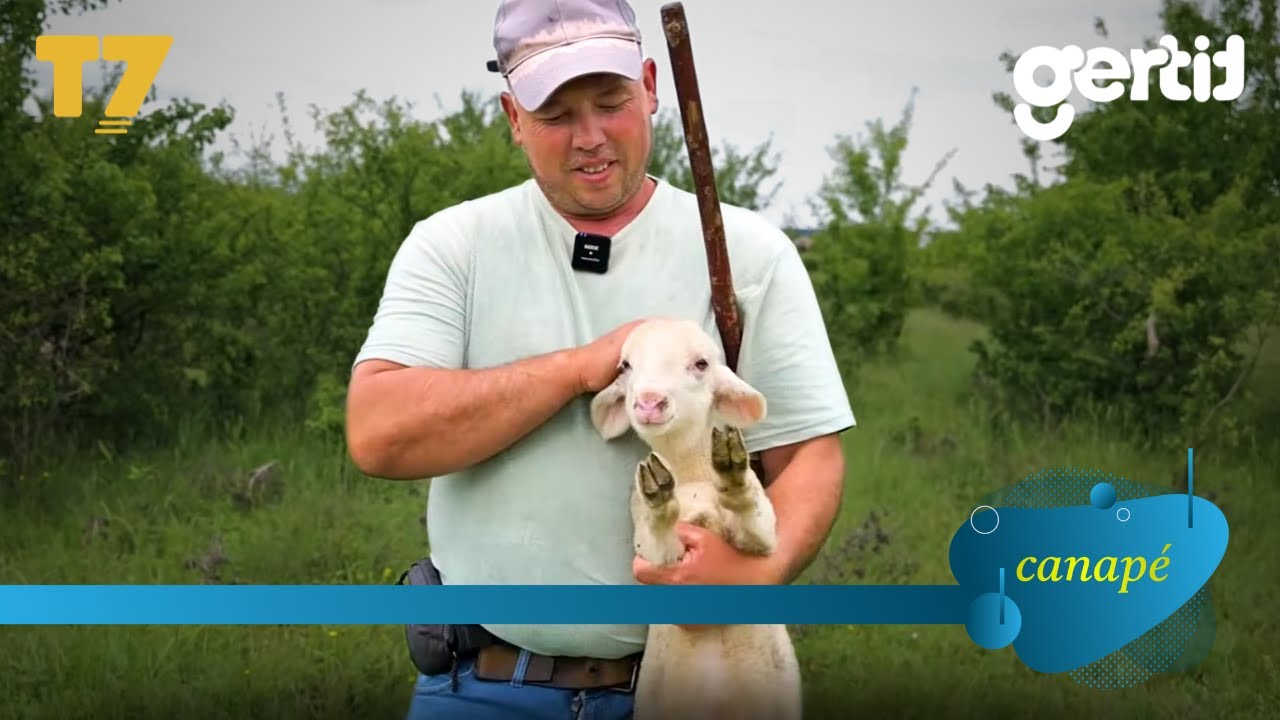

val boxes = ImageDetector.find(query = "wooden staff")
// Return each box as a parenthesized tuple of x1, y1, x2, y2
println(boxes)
(660, 2, 742, 372)
(661, 2, 769, 484)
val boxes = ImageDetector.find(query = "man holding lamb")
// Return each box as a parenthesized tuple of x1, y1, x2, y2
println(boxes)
(346, 1, 855, 717)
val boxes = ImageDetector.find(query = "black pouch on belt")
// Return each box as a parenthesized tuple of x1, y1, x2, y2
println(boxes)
(397, 557, 497, 676)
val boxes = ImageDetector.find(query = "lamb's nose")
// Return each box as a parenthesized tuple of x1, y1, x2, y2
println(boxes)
(635, 392, 668, 412)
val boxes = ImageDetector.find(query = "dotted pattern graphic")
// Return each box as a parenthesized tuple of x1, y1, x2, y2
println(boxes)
(980, 466, 1171, 509)
(1069, 586, 1212, 690)
(975, 466, 1213, 690)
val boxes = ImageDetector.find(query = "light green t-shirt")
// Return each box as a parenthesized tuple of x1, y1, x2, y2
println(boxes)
(353, 175, 855, 659)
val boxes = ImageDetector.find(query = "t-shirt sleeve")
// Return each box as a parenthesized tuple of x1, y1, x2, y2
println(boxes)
(735, 239, 856, 454)
(351, 214, 470, 371)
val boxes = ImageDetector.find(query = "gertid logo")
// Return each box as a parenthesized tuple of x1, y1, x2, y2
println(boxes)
(1012, 34, 1245, 141)
(34, 35, 173, 135)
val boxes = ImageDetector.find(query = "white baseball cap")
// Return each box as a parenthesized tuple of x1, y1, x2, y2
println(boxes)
(488, 0, 644, 110)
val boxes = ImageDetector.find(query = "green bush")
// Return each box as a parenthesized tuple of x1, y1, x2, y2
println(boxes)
(936, 0, 1280, 451)
(963, 176, 1277, 449)
(802, 91, 954, 370)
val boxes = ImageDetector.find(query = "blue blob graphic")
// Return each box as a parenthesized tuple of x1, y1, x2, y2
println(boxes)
(1090, 482, 1117, 510)
(966, 592, 1022, 649)
(950, 494, 1229, 673)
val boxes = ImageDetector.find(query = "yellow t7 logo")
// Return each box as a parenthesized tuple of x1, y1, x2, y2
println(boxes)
(34, 35, 173, 135)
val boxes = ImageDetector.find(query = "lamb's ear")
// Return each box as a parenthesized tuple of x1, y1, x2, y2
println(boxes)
(589, 378, 631, 440)
(711, 365, 767, 427)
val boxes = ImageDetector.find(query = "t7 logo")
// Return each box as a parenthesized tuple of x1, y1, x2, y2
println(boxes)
(34, 35, 173, 135)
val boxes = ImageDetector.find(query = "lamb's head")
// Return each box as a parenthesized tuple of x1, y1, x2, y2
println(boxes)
(589, 318, 766, 446)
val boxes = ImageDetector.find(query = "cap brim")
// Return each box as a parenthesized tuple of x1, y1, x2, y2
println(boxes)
(508, 37, 642, 110)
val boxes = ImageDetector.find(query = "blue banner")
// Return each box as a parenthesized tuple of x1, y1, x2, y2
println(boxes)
(0, 584, 968, 625)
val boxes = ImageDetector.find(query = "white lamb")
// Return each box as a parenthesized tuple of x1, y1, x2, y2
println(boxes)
(589, 317, 802, 720)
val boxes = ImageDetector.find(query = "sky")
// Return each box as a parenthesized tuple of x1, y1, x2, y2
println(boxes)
(34, 0, 1171, 229)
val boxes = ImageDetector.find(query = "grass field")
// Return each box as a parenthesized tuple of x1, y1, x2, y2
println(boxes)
(2, 308, 1276, 719)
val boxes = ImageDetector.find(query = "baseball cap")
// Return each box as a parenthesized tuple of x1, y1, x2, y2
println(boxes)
(488, 0, 644, 110)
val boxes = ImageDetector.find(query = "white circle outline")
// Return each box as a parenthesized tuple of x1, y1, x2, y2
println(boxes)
(970, 505, 1000, 535)
(1116, 507, 1131, 522)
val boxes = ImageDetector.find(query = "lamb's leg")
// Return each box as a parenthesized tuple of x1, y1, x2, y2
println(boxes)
(712, 426, 777, 556)
(633, 453, 684, 567)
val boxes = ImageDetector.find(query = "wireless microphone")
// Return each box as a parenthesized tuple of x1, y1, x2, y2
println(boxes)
(571, 232, 611, 274)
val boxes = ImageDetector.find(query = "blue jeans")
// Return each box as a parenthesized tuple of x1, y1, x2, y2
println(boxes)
(405, 652, 634, 720)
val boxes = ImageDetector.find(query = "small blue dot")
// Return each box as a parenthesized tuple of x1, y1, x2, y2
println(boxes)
(965, 593, 1022, 649)
(1091, 482, 1117, 509)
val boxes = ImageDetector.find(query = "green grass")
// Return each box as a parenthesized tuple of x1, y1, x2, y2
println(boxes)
(791, 310, 1279, 718)
(2, 308, 1277, 719)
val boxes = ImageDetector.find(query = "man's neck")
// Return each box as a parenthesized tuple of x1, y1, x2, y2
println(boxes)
(560, 176, 658, 237)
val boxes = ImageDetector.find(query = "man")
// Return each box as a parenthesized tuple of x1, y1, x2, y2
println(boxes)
(345, 0, 855, 717)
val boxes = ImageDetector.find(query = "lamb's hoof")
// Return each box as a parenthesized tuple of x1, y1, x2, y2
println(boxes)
(638, 453, 675, 508)
(712, 426, 749, 490)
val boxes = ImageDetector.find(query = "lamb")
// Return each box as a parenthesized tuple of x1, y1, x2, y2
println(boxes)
(589, 317, 802, 720)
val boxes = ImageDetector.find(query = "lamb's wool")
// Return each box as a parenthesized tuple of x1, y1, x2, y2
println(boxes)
(591, 318, 803, 720)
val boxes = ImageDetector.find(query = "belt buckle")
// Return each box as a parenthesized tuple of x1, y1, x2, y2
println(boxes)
(611, 656, 640, 694)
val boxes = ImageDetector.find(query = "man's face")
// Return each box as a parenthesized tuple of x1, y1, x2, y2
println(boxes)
(502, 59, 659, 220)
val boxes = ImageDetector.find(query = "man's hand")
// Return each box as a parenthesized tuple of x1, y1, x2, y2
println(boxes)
(572, 318, 648, 394)
(633, 522, 784, 632)
(346, 318, 652, 479)
(632, 522, 785, 586)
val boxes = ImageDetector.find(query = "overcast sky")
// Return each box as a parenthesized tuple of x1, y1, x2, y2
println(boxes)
(35, 0, 1169, 228)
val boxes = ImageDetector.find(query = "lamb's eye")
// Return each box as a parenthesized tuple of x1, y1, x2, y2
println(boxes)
(694, 358, 709, 371)
(619, 360, 631, 372)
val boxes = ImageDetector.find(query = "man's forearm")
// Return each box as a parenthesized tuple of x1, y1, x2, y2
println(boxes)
(346, 349, 583, 480)
(761, 434, 846, 584)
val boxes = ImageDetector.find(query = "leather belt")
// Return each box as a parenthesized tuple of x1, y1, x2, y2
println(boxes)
(473, 642, 641, 691)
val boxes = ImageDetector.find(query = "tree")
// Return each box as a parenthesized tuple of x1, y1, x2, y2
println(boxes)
(802, 89, 955, 368)
(954, 0, 1280, 451)
(646, 108, 782, 211)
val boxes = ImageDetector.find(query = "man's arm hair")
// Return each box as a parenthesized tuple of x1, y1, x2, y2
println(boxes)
(345, 349, 583, 480)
